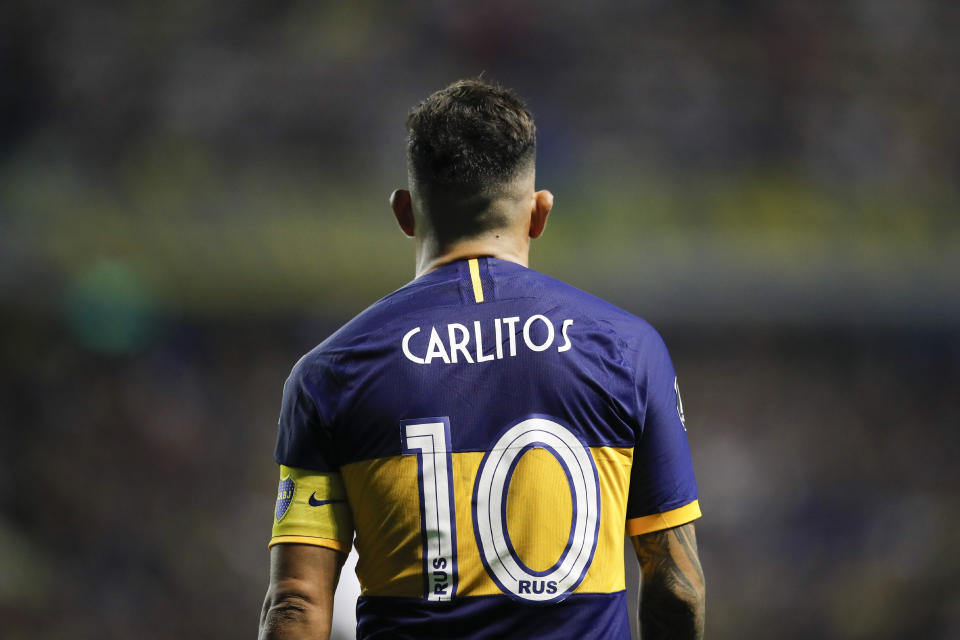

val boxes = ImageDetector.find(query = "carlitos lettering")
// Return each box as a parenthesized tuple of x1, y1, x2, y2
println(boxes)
(402, 315, 574, 365)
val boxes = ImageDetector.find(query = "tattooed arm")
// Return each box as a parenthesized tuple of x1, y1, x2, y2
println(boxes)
(631, 522, 705, 640)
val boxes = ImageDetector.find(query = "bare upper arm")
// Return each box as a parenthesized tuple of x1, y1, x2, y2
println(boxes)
(259, 544, 347, 640)
(268, 543, 346, 594)
(631, 523, 705, 639)
(631, 522, 704, 599)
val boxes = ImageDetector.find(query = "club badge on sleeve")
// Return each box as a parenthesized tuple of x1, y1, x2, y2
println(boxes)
(275, 476, 295, 522)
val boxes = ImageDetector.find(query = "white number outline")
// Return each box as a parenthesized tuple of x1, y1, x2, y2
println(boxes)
(402, 415, 600, 604)
(472, 416, 601, 603)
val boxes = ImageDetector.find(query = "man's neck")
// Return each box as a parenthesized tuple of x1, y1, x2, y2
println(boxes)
(415, 234, 530, 277)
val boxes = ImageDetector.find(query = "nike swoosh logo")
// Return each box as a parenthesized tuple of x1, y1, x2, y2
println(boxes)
(308, 493, 345, 507)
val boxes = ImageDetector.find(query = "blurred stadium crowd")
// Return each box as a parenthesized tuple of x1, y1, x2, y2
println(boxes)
(1, 1, 958, 638)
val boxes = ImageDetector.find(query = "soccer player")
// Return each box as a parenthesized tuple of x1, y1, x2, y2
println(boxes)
(259, 79, 705, 640)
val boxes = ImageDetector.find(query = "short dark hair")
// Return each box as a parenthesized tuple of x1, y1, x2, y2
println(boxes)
(406, 79, 536, 194)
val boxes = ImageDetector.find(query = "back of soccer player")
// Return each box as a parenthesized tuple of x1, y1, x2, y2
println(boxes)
(259, 79, 705, 640)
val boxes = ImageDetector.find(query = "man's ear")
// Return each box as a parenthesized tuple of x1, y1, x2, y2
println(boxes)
(529, 190, 553, 239)
(390, 189, 415, 237)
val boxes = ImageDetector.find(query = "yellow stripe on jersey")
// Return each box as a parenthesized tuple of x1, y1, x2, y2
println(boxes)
(468, 258, 484, 303)
(341, 446, 633, 597)
(626, 500, 702, 536)
(341, 455, 423, 595)
(505, 447, 572, 572)
(269, 465, 354, 551)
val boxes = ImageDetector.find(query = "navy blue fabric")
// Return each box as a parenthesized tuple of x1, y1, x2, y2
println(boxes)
(275, 257, 697, 517)
(273, 257, 698, 637)
(356, 591, 631, 640)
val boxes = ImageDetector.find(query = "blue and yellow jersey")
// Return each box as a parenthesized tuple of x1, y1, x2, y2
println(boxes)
(270, 256, 700, 639)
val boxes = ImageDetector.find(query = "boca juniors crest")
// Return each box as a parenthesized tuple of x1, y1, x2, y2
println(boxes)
(275, 476, 295, 522)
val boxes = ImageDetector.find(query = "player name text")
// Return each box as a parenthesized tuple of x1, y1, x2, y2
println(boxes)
(402, 315, 574, 365)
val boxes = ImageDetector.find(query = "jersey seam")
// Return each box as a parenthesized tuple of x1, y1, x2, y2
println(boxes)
(593, 317, 642, 433)
(623, 335, 645, 433)
(300, 354, 347, 465)
(484, 256, 499, 301)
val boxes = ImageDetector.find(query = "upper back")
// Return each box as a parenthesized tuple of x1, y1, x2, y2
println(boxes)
(305, 257, 658, 465)
(275, 256, 693, 639)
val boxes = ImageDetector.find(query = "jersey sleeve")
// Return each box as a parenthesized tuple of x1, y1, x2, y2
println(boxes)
(269, 355, 354, 552)
(625, 329, 701, 536)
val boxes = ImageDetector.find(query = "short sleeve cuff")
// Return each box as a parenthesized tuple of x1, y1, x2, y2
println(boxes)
(627, 500, 701, 536)
(268, 535, 351, 553)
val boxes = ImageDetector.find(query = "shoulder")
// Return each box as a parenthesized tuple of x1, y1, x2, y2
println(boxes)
(525, 268, 679, 390)
(287, 280, 423, 380)
(518, 265, 666, 347)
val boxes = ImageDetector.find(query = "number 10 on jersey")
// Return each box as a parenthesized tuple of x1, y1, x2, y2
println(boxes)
(401, 416, 601, 604)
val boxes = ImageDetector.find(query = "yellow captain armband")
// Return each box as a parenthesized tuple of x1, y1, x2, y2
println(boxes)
(269, 465, 354, 552)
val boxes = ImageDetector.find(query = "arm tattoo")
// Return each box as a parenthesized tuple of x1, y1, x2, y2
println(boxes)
(633, 523, 705, 640)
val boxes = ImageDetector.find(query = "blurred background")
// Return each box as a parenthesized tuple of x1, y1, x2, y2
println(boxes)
(1, 1, 958, 638)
